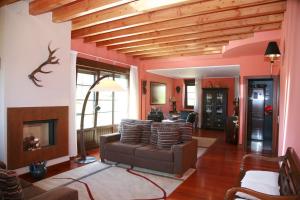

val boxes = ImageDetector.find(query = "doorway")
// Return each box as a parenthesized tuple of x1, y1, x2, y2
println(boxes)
(245, 78, 279, 155)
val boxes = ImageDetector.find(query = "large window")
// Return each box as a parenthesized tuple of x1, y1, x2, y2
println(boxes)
(76, 67, 129, 130)
(184, 79, 196, 109)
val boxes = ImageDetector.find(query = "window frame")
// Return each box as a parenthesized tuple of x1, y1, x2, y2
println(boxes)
(76, 58, 129, 130)
(184, 79, 195, 109)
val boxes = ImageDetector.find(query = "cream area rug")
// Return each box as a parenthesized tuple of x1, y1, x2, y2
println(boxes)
(34, 161, 196, 200)
(192, 136, 217, 148)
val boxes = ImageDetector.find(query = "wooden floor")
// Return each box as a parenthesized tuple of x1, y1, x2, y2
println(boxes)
(20, 129, 278, 200)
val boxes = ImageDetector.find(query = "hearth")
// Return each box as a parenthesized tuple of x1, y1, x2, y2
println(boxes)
(23, 119, 57, 151)
(7, 106, 68, 169)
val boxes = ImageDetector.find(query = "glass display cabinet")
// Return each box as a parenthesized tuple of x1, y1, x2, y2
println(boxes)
(202, 88, 228, 130)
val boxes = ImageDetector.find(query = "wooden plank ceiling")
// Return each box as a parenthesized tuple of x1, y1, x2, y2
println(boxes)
(27, 0, 286, 59)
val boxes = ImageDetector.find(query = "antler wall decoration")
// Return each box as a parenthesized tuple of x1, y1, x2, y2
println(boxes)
(28, 42, 60, 87)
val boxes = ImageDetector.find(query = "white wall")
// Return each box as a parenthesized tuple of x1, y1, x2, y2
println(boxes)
(0, 1, 77, 172)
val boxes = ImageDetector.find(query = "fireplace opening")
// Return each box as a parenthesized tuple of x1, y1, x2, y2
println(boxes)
(23, 119, 57, 151)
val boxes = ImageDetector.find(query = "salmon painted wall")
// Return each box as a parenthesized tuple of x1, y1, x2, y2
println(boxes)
(140, 71, 174, 120)
(72, 39, 140, 68)
(278, 0, 300, 156)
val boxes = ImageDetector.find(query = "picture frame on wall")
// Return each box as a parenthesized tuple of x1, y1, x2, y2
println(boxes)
(150, 82, 166, 105)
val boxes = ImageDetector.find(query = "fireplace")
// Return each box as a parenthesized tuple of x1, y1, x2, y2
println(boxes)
(7, 107, 68, 169)
(23, 119, 57, 151)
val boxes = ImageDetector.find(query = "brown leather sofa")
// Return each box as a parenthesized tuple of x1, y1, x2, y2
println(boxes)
(0, 161, 78, 200)
(100, 121, 197, 176)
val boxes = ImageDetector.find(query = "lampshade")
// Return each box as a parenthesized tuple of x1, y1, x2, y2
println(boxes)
(91, 79, 125, 92)
(264, 41, 281, 62)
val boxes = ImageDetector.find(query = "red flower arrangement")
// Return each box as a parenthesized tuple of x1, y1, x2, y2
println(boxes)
(264, 105, 273, 115)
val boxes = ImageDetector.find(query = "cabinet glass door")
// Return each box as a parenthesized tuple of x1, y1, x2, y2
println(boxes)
(215, 91, 224, 114)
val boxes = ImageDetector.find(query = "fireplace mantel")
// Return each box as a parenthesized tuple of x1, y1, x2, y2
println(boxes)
(7, 106, 69, 169)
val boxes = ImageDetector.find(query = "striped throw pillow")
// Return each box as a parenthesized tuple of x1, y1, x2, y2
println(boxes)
(150, 122, 161, 145)
(0, 169, 23, 200)
(119, 119, 152, 144)
(157, 127, 180, 150)
(180, 122, 193, 142)
(120, 124, 142, 144)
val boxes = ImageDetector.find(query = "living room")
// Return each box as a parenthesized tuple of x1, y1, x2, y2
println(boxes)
(0, 0, 299, 200)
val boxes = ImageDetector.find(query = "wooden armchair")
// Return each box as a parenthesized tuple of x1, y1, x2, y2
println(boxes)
(225, 147, 300, 200)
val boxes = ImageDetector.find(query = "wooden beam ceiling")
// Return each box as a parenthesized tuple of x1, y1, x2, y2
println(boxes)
(86, 14, 283, 43)
(0, 0, 19, 7)
(129, 42, 229, 56)
(27, 0, 286, 59)
(29, 0, 78, 15)
(97, 23, 281, 47)
(52, 0, 136, 22)
(72, 1, 285, 38)
(72, 0, 200, 30)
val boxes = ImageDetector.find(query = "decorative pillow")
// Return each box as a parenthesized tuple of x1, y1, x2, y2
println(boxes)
(0, 169, 23, 200)
(180, 123, 193, 142)
(119, 119, 152, 144)
(157, 127, 180, 150)
(150, 122, 161, 145)
(120, 124, 142, 144)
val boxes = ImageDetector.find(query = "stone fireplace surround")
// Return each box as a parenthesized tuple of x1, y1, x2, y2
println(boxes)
(7, 106, 68, 169)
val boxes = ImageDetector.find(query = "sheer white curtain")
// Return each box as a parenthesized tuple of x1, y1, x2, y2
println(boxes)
(194, 77, 202, 128)
(129, 65, 139, 119)
(69, 51, 78, 157)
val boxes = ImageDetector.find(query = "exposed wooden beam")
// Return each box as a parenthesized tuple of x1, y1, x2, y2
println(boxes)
(72, 1, 286, 38)
(0, 0, 19, 7)
(134, 46, 223, 58)
(29, 0, 77, 15)
(122, 42, 228, 54)
(105, 23, 278, 50)
(86, 13, 283, 43)
(118, 33, 253, 52)
(130, 42, 228, 56)
(72, 0, 197, 30)
(140, 50, 223, 60)
(139, 48, 223, 58)
(97, 23, 280, 47)
(52, 0, 136, 22)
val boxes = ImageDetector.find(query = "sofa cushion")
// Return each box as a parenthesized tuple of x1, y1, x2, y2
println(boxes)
(135, 145, 173, 162)
(150, 122, 192, 145)
(120, 124, 142, 144)
(105, 141, 144, 155)
(236, 180, 280, 200)
(157, 127, 180, 150)
(119, 119, 152, 144)
(241, 170, 280, 188)
(237, 171, 280, 200)
(0, 168, 23, 200)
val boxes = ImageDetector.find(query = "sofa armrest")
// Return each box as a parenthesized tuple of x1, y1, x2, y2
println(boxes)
(30, 187, 78, 200)
(99, 133, 121, 162)
(172, 139, 197, 176)
(224, 187, 298, 200)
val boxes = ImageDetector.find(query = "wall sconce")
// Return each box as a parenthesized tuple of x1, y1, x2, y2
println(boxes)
(176, 86, 181, 93)
(142, 80, 147, 95)
(264, 41, 281, 75)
